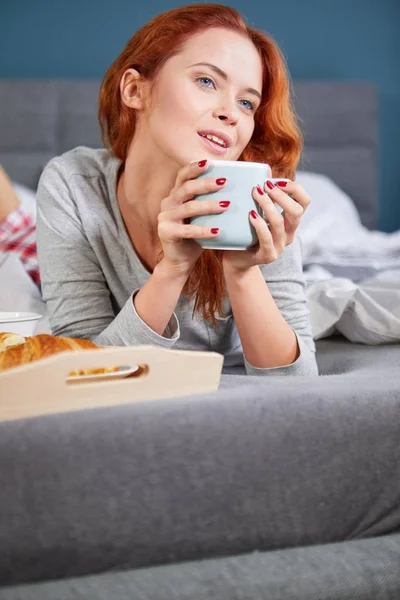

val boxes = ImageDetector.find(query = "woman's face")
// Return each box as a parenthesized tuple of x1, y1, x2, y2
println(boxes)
(138, 27, 263, 166)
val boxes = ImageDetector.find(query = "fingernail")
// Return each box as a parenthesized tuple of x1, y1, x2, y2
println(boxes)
(266, 180, 275, 190)
(211, 228, 220, 234)
(198, 159, 207, 167)
(250, 210, 258, 219)
(216, 178, 226, 186)
(277, 181, 287, 187)
(256, 185, 264, 195)
(219, 201, 230, 208)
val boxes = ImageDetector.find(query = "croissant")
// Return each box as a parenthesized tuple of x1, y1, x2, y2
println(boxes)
(0, 333, 118, 376)
(0, 332, 26, 351)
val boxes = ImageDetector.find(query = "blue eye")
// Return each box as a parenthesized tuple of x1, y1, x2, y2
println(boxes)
(239, 99, 255, 111)
(196, 76, 256, 112)
(197, 76, 215, 89)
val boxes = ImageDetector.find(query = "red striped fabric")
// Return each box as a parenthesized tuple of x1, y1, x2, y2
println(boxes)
(0, 206, 40, 286)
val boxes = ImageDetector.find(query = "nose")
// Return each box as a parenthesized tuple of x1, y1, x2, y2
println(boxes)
(212, 100, 239, 126)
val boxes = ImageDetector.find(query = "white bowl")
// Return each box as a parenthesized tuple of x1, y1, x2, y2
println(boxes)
(0, 312, 43, 336)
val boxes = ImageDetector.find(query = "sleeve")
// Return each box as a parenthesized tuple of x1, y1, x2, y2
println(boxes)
(36, 159, 180, 348)
(244, 236, 319, 376)
(0, 206, 40, 286)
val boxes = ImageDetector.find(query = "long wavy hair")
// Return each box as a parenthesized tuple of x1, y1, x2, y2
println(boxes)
(98, 3, 303, 326)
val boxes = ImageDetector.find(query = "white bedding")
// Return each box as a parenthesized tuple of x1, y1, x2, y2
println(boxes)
(296, 171, 400, 344)
(306, 275, 400, 343)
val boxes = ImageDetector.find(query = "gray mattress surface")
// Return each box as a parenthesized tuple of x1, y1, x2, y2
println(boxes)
(1, 535, 400, 600)
(315, 335, 400, 375)
(1, 334, 399, 586)
(222, 334, 400, 380)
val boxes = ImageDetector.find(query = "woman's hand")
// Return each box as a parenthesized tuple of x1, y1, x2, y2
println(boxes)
(222, 179, 311, 272)
(157, 160, 230, 275)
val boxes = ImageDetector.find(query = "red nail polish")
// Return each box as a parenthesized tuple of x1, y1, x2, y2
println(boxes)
(256, 185, 264, 195)
(211, 228, 220, 234)
(198, 159, 207, 167)
(219, 201, 230, 207)
(250, 210, 258, 219)
(266, 180, 275, 190)
(216, 178, 226, 186)
(277, 181, 287, 187)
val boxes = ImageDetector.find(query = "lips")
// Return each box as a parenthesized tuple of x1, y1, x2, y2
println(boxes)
(198, 134, 228, 155)
(197, 130, 233, 156)
(197, 130, 232, 148)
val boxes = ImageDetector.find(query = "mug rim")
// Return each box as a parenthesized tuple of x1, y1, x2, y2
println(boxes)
(206, 160, 270, 168)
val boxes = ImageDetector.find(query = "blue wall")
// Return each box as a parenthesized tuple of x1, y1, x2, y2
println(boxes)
(1, 0, 399, 231)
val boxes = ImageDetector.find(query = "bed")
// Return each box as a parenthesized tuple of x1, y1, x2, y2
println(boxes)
(0, 80, 399, 599)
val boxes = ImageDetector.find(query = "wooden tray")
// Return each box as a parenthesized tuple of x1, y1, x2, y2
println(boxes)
(0, 345, 224, 422)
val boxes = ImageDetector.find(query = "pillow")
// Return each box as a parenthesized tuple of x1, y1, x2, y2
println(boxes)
(295, 170, 362, 263)
(296, 171, 400, 283)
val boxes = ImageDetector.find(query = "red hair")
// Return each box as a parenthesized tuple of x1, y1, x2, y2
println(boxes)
(98, 3, 303, 326)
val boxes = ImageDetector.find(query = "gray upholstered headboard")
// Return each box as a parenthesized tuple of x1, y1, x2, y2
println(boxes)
(0, 79, 378, 228)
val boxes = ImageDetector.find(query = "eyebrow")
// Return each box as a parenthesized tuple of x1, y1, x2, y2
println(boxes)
(189, 62, 262, 101)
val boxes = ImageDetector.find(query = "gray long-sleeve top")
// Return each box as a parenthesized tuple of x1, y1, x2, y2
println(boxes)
(36, 147, 318, 376)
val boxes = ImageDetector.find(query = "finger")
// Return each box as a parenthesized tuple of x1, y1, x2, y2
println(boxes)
(164, 175, 227, 209)
(264, 181, 306, 244)
(264, 180, 305, 226)
(158, 199, 230, 223)
(173, 159, 209, 192)
(273, 180, 312, 212)
(253, 186, 286, 252)
(158, 221, 221, 242)
(248, 209, 277, 261)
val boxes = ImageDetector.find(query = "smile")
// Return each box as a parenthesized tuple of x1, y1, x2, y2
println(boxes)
(197, 130, 232, 155)
(199, 133, 227, 147)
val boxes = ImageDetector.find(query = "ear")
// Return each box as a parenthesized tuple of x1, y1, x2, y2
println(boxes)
(120, 68, 147, 110)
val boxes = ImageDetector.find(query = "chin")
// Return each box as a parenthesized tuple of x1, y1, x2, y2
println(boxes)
(186, 150, 234, 164)
(170, 143, 238, 167)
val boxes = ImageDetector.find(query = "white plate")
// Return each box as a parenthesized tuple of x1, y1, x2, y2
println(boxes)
(67, 364, 139, 384)
(0, 312, 42, 336)
(0, 311, 42, 322)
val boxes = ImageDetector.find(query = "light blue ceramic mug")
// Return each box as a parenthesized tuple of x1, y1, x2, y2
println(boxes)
(190, 160, 287, 251)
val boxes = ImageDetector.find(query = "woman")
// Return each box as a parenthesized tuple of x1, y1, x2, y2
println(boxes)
(37, 3, 318, 376)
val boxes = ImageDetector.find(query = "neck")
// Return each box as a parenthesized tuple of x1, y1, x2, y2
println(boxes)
(116, 136, 180, 238)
